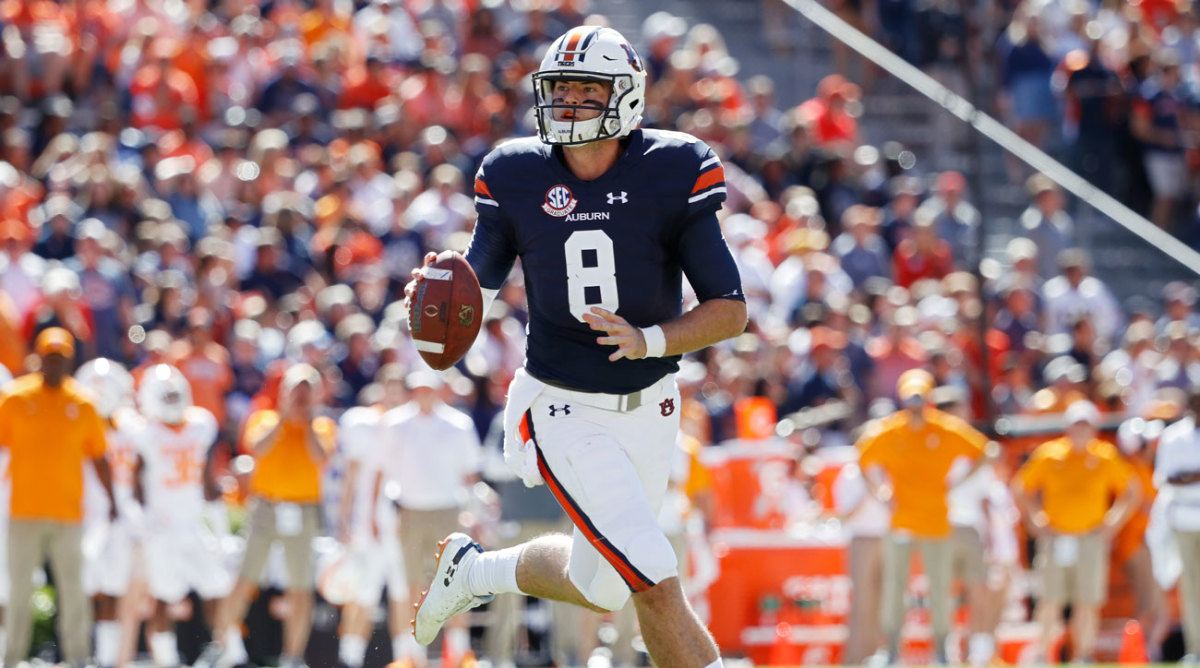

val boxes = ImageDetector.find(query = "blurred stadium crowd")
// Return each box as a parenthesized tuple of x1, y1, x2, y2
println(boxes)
(1, 0, 1200, 665)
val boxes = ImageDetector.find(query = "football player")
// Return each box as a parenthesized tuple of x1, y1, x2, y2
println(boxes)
(75, 358, 145, 668)
(132, 364, 231, 667)
(406, 26, 746, 668)
(335, 364, 418, 668)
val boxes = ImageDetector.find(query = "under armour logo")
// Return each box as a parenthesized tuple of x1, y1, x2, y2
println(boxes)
(549, 404, 571, 417)
(659, 398, 675, 417)
(606, 191, 628, 204)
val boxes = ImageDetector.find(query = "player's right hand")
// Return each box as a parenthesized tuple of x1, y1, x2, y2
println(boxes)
(401, 252, 440, 319)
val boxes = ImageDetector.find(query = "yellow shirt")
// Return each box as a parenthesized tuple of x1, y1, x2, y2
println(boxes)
(1016, 437, 1132, 534)
(0, 374, 107, 522)
(243, 409, 336, 504)
(856, 407, 987, 538)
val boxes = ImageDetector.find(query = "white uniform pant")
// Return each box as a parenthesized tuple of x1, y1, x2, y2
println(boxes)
(505, 369, 681, 611)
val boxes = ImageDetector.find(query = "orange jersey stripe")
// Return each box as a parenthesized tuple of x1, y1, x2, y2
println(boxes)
(474, 177, 493, 198)
(534, 443, 654, 592)
(691, 166, 725, 194)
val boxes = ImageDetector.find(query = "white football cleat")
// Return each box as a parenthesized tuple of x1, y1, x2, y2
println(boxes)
(412, 532, 493, 645)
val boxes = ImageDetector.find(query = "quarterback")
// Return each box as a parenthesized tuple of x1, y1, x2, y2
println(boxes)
(407, 25, 745, 668)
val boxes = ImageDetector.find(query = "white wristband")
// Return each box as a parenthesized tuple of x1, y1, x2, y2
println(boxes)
(640, 325, 667, 358)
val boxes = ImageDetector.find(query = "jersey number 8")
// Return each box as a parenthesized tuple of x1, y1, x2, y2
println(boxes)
(565, 230, 619, 322)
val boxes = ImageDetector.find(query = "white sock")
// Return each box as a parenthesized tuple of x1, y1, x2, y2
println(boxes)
(95, 621, 121, 667)
(466, 545, 522, 597)
(394, 633, 427, 661)
(968, 633, 995, 665)
(703, 660, 724, 668)
(446, 626, 471, 654)
(149, 631, 180, 667)
(339, 634, 367, 668)
(224, 626, 249, 663)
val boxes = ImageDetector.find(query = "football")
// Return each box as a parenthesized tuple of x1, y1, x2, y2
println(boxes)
(409, 250, 484, 371)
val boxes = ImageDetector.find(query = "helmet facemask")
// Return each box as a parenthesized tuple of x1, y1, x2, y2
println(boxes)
(533, 72, 639, 145)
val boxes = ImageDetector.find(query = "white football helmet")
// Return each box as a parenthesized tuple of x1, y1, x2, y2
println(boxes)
(533, 26, 647, 145)
(138, 364, 193, 425)
(74, 358, 135, 419)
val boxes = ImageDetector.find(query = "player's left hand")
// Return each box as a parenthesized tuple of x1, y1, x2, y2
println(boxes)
(584, 307, 646, 361)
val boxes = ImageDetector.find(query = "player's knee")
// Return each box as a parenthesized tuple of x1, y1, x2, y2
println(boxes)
(625, 527, 678, 585)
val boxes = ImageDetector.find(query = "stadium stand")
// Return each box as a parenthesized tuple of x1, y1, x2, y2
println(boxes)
(1, 0, 1200, 665)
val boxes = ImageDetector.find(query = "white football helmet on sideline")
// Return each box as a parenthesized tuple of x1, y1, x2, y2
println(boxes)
(75, 358, 135, 419)
(138, 364, 192, 425)
(533, 26, 647, 145)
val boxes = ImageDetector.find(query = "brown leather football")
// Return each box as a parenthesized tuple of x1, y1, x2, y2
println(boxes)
(408, 250, 483, 370)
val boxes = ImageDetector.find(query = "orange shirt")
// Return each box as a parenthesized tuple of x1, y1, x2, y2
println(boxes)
(0, 375, 107, 522)
(1016, 437, 1133, 534)
(243, 409, 335, 504)
(856, 407, 988, 538)
(168, 340, 234, 425)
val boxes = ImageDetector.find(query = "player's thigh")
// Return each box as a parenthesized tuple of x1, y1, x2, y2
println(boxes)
(144, 535, 189, 604)
(531, 403, 677, 610)
(610, 394, 682, 513)
(187, 535, 235, 601)
(97, 527, 135, 596)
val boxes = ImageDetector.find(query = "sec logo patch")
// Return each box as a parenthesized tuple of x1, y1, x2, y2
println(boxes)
(542, 185, 578, 217)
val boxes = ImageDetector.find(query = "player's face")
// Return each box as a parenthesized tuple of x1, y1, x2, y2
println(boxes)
(551, 79, 612, 122)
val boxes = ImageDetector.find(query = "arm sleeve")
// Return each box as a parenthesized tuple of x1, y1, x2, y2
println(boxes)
(676, 210, 745, 303)
(1015, 457, 1042, 492)
(0, 396, 9, 448)
(685, 145, 727, 219)
(1108, 456, 1133, 494)
(84, 405, 108, 459)
(465, 213, 519, 291)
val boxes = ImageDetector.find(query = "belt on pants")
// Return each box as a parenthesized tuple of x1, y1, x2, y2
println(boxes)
(537, 375, 673, 413)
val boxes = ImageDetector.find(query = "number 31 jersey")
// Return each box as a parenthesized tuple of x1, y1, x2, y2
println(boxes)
(468, 128, 745, 394)
(129, 406, 218, 530)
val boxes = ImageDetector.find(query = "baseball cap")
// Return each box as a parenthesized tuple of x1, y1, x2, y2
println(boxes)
(896, 368, 935, 402)
(281, 363, 321, 393)
(35, 327, 76, 358)
(1064, 400, 1100, 427)
(1165, 280, 1197, 306)
(406, 369, 444, 391)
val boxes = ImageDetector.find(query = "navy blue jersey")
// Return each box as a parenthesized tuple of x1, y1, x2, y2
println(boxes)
(466, 128, 744, 394)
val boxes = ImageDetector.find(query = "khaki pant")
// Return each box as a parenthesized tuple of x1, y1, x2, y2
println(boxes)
(881, 534, 954, 649)
(6, 520, 90, 667)
(845, 535, 884, 665)
(1035, 532, 1109, 606)
(950, 525, 986, 585)
(239, 500, 321, 590)
(1177, 529, 1200, 656)
(399, 506, 462, 593)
